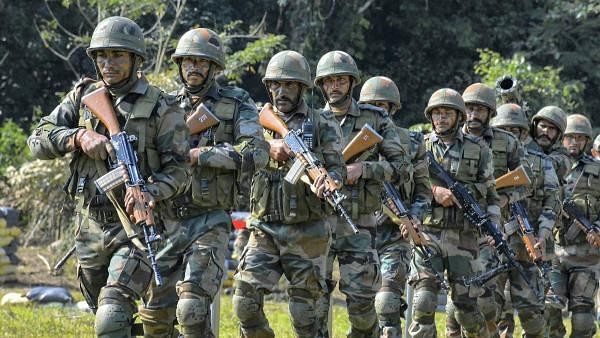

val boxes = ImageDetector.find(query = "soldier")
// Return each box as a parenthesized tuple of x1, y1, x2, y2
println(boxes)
(446, 83, 529, 338)
(528, 106, 573, 181)
(27, 16, 190, 337)
(591, 134, 600, 161)
(138, 28, 269, 337)
(546, 114, 600, 338)
(410, 88, 499, 338)
(232, 50, 345, 337)
(359, 76, 432, 337)
(490, 103, 560, 338)
(313, 51, 411, 338)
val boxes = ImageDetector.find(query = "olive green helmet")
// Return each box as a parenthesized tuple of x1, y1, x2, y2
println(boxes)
(564, 114, 593, 139)
(462, 83, 496, 116)
(490, 103, 529, 131)
(171, 28, 225, 69)
(262, 50, 311, 88)
(532, 106, 567, 135)
(314, 51, 360, 86)
(359, 76, 401, 109)
(86, 16, 146, 60)
(424, 88, 466, 121)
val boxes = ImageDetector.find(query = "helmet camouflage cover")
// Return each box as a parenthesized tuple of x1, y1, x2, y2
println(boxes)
(314, 50, 360, 86)
(359, 76, 401, 108)
(532, 106, 567, 134)
(171, 28, 225, 69)
(462, 83, 496, 116)
(424, 88, 466, 121)
(564, 114, 593, 139)
(490, 103, 529, 131)
(262, 50, 311, 88)
(87, 16, 146, 60)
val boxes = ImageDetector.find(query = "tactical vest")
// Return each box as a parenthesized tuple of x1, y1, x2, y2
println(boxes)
(559, 158, 600, 246)
(488, 127, 513, 179)
(180, 86, 247, 215)
(250, 108, 328, 224)
(523, 149, 548, 222)
(396, 127, 414, 202)
(424, 134, 487, 229)
(65, 80, 163, 213)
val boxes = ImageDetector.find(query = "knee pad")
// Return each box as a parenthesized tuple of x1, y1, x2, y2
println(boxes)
(95, 302, 134, 338)
(232, 280, 263, 324)
(138, 307, 176, 338)
(571, 310, 596, 337)
(176, 298, 210, 328)
(517, 308, 544, 336)
(375, 290, 403, 319)
(412, 288, 437, 325)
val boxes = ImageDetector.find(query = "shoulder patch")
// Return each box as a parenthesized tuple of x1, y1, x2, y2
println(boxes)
(219, 85, 250, 102)
(358, 103, 389, 117)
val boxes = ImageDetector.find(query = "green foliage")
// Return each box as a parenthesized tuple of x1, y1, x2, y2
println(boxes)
(146, 64, 180, 94)
(474, 49, 585, 113)
(225, 34, 286, 83)
(0, 120, 31, 177)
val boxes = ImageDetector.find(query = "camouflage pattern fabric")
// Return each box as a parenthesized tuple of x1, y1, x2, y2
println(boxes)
(375, 128, 431, 337)
(27, 75, 190, 338)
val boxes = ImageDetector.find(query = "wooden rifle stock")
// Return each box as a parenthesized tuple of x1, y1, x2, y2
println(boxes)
(81, 87, 120, 136)
(259, 103, 290, 137)
(186, 103, 220, 135)
(495, 165, 531, 190)
(342, 124, 383, 163)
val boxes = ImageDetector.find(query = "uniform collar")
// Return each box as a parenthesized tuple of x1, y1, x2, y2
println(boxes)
(177, 82, 221, 102)
(430, 127, 465, 144)
(324, 98, 360, 117)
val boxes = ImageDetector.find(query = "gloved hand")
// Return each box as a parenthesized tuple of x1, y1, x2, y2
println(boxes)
(75, 129, 111, 161)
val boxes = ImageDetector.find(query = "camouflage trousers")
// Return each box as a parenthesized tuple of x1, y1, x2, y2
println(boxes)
(545, 253, 598, 338)
(408, 227, 488, 338)
(75, 211, 152, 338)
(315, 214, 382, 338)
(140, 209, 232, 338)
(233, 218, 330, 338)
(375, 221, 411, 338)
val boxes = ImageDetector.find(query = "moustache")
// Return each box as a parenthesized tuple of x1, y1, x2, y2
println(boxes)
(186, 71, 205, 77)
(538, 134, 551, 141)
(275, 96, 292, 103)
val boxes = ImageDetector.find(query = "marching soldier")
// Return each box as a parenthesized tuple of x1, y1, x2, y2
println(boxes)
(547, 114, 600, 338)
(27, 16, 190, 337)
(410, 88, 499, 338)
(490, 104, 560, 338)
(232, 50, 345, 337)
(138, 28, 269, 337)
(359, 76, 431, 337)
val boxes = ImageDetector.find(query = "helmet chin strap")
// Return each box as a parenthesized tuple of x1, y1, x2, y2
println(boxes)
(95, 54, 141, 97)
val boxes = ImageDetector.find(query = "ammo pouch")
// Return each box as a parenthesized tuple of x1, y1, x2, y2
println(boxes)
(250, 169, 326, 224)
(189, 166, 236, 211)
(340, 178, 382, 219)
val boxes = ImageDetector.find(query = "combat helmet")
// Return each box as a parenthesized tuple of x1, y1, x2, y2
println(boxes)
(531, 106, 567, 135)
(424, 88, 466, 121)
(87, 16, 146, 60)
(564, 114, 593, 139)
(262, 50, 311, 88)
(171, 28, 225, 70)
(462, 83, 496, 117)
(314, 51, 360, 87)
(359, 76, 401, 112)
(490, 103, 529, 131)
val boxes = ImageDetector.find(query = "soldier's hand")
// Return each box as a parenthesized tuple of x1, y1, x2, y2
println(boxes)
(499, 195, 509, 208)
(485, 235, 496, 248)
(432, 185, 460, 208)
(399, 219, 421, 240)
(314, 174, 328, 198)
(534, 228, 551, 257)
(586, 231, 600, 248)
(75, 129, 110, 161)
(125, 186, 156, 222)
(269, 139, 291, 162)
(346, 163, 363, 185)
(189, 146, 211, 166)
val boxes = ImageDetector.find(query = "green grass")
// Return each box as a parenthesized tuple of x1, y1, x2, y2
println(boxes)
(0, 294, 592, 337)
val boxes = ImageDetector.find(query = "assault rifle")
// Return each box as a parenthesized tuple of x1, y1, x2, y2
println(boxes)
(81, 86, 163, 286)
(426, 151, 538, 296)
(186, 102, 220, 136)
(342, 124, 383, 163)
(495, 165, 531, 190)
(562, 200, 600, 248)
(259, 103, 359, 234)
(381, 181, 449, 290)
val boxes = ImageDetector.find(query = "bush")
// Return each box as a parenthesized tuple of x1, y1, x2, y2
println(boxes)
(0, 120, 31, 177)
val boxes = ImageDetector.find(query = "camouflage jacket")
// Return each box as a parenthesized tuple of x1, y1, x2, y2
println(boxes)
(524, 136, 572, 183)
(251, 101, 345, 225)
(28, 76, 190, 215)
(171, 83, 269, 216)
(557, 154, 600, 262)
(330, 100, 411, 220)
(424, 128, 500, 229)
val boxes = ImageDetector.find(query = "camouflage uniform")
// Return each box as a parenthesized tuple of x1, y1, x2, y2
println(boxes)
(447, 84, 529, 338)
(313, 53, 411, 338)
(233, 50, 345, 338)
(359, 76, 432, 338)
(547, 114, 600, 338)
(491, 104, 561, 338)
(410, 88, 499, 338)
(139, 28, 269, 338)
(27, 17, 190, 338)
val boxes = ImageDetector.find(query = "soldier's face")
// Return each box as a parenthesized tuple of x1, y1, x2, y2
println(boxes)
(95, 49, 133, 85)
(563, 134, 587, 156)
(181, 57, 211, 86)
(268, 80, 301, 113)
(322, 75, 351, 104)
(535, 119, 559, 147)
(366, 101, 391, 113)
(430, 107, 458, 134)
(466, 103, 490, 129)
